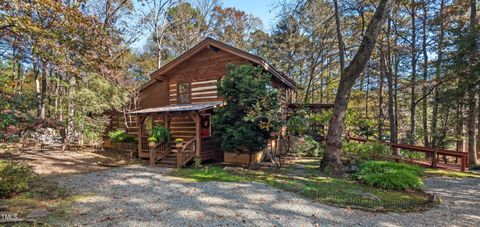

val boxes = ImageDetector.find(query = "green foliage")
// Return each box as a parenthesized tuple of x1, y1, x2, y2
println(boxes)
(400, 150, 428, 160)
(147, 136, 157, 143)
(292, 136, 323, 157)
(193, 157, 202, 168)
(108, 129, 137, 143)
(0, 160, 36, 197)
(342, 141, 391, 160)
(354, 161, 424, 191)
(308, 110, 332, 127)
(73, 75, 129, 144)
(213, 64, 282, 153)
(175, 138, 184, 144)
(286, 112, 308, 135)
(150, 125, 171, 144)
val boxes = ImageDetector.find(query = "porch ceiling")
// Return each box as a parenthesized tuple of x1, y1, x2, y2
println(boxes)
(130, 101, 223, 114)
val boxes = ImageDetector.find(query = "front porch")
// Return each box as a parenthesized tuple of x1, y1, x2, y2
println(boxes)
(131, 102, 223, 167)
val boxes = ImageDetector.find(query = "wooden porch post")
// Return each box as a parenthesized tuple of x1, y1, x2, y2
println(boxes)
(137, 115, 146, 158)
(195, 113, 201, 158)
(164, 113, 169, 128)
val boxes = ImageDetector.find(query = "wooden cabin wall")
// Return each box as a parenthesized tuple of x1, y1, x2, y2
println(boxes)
(169, 114, 196, 141)
(138, 80, 169, 109)
(107, 111, 138, 136)
(167, 48, 249, 105)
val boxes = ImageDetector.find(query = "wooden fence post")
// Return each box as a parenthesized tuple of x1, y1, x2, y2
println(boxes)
(432, 149, 437, 168)
(177, 151, 182, 168)
(393, 146, 399, 162)
(461, 155, 467, 172)
(149, 148, 154, 166)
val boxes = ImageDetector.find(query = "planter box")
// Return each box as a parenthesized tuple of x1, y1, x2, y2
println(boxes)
(224, 151, 264, 165)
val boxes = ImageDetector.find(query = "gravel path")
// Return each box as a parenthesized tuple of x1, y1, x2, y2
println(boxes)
(57, 166, 480, 226)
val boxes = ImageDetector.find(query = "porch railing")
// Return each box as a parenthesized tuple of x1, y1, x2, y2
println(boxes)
(201, 137, 219, 153)
(177, 138, 195, 168)
(141, 137, 148, 152)
(149, 141, 170, 165)
(348, 136, 469, 172)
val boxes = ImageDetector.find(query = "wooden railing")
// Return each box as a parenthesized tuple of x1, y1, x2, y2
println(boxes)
(149, 141, 170, 166)
(141, 137, 149, 152)
(201, 137, 218, 152)
(201, 137, 221, 160)
(348, 136, 469, 172)
(177, 138, 196, 168)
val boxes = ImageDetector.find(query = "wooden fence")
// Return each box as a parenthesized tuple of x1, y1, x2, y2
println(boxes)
(348, 136, 469, 172)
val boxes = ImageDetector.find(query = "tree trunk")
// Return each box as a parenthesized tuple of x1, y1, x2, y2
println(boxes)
(40, 63, 47, 120)
(386, 18, 397, 143)
(365, 72, 370, 121)
(321, 0, 393, 175)
(431, 0, 445, 148)
(467, 0, 478, 165)
(456, 103, 464, 152)
(16, 59, 22, 96)
(34, 63, 41, 118)
(66, 76, 76, 144)
(378, 43, 386, 140)
(394, 54, 399, 141)
(54, 75, 60, 117)
(333, 0, 345, 73)
(409, 0, 417, 145)
(467, 92, 477, 164)
(421, 0, 429, 147)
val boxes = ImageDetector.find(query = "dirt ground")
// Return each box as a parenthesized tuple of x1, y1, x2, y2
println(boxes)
(0, 144, 142, 176)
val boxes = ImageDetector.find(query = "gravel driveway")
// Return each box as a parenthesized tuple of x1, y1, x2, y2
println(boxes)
(57, 165, 480, 226)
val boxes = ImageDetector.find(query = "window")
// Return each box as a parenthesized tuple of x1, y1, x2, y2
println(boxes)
(177, 82, 191, 104)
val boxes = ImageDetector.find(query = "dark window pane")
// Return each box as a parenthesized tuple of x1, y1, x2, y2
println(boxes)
(178, 93, 190, 104)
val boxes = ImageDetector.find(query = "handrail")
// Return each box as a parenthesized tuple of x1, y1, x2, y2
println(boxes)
(348, 136, 468, 172)
(348, 137, 467, 157)
(180, 138, 196, 152)
(177, 138, 196, 168)
(149, 141, 170, 166)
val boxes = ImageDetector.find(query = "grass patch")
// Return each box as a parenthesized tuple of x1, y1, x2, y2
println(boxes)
(424, 169, 480, 179)
(172, 161, 432, 212)
(171, 166, 254, 182)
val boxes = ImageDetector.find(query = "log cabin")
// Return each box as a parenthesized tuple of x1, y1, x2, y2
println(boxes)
(108, 37, 305, 167)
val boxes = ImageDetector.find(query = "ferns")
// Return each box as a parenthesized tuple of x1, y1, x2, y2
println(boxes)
(354, 161, 424, 191)
(150, 125, 171, 144)
(108, 129, 136, 143)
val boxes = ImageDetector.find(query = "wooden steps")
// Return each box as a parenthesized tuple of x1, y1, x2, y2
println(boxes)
(156, 150, 178, 168)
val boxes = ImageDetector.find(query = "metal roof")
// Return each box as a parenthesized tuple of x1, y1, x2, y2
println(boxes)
(130, 101, 223, 114)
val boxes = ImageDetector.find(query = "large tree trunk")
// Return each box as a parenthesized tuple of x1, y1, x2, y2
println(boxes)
(467, 0, 478, 165)
(467, 92, 477, 164)
(321, 0, 393, 175)
(409, 0, 417, 145)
